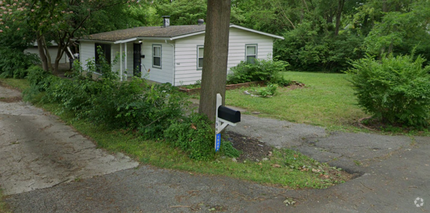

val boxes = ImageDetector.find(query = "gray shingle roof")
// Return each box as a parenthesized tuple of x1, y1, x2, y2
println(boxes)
(84, 25, 206, 42)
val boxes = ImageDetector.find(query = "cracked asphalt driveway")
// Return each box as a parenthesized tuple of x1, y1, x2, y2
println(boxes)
(0, 86, 138, 196)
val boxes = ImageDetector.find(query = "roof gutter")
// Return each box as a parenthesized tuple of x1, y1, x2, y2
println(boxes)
(75, 39, 115, 44)
(170, 31, 206, 40)
(114, 38, 138, 44)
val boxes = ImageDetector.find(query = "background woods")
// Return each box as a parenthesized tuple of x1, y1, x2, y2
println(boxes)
(0, 0, 429, 74)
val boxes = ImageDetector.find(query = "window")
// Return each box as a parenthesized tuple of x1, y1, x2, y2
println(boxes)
(152, 44, 162, 68)
(245, 44, 257, 63)
(94, 43, 111, 73)
(197, 45, 204, 70)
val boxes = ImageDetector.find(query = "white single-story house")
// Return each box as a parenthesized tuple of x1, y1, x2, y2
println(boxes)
(78, 17, 284, 85)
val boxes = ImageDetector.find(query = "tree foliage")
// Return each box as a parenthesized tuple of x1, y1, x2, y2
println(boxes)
(1, 0, 429, 74)
(0, 0, 139, 73)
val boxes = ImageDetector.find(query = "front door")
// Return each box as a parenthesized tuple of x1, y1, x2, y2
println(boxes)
(133, 43, 142, 77)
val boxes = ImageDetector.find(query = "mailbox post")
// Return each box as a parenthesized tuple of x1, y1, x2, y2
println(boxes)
(215, 93, 241, 152)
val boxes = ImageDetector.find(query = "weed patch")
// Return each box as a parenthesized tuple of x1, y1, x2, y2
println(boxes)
(0, 189, 10, 213)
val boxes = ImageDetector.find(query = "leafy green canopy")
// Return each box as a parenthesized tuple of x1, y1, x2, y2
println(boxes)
(363, 1, 430, 65)
(0, 0, 140, 73)
(0, 19, 39, 78)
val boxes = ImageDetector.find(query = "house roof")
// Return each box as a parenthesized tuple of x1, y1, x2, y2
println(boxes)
(80, 24, 284, 43)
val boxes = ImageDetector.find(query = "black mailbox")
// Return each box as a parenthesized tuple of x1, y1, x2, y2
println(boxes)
(218, 106, 241, 123)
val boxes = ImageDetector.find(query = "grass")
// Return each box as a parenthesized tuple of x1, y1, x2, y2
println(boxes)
(0, 78, 30, 91)
(226, 71, 369, 131)
(0, 189, 10, 213)
(0, 78, 350, 190)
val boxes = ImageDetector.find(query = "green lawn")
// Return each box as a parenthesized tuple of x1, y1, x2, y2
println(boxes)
(226, 71, 368, 131)
(0, 78, 30, 91)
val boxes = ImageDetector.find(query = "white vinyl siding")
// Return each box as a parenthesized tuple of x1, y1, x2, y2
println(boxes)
(173, 28, 274, 85)
(174, 34, 205, 86)
(141, 40, 174, 84)
(227, 28, 273, 73)
(79, 41, 96, 71)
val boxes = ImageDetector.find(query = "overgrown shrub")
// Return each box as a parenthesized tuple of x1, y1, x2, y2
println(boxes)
(227, 58, 289, 85)
(0, 49, 40, 79)
(347, 54, 430, 128)
(41, 62, 187, 139)
(26, 65, 53, 91)
(164, 113, 240, 161)
(25, 52, 237, 161)
(23, 65, 56, 102)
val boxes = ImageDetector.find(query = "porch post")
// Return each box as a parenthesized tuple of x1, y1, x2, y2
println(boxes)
(125, 43, 128, 80)
(120, 43, 123, 81)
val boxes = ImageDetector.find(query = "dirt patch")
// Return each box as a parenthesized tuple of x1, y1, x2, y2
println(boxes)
(225, 131, 273, 162)
(0, 96, 22, 103)
(0, 81, 21, 92)
(358, 117, 430, 135)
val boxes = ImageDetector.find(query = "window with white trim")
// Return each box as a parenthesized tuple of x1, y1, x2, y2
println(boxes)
(197, 45, 204, 70)
(152, 44, 162, 68)
(245, 44, 257, 63)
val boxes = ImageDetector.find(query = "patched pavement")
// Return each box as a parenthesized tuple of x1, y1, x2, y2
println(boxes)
(0, 87, 138, 196)
(1, 85, 430, 212)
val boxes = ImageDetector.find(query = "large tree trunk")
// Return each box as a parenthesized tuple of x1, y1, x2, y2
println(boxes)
(198, 0, 231, 126)
(36, 34, 49, 72)
(36, 34, 54, 73)
(53, 41, 69, 74)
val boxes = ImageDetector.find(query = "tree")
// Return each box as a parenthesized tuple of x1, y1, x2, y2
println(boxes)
(156, 0, 207, 25)
(363, 0, 430, 60)
(0, 0, 138, 73)
(198, 0, 231, 125)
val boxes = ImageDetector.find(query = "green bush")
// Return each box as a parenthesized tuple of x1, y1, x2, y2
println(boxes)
(347, 54, 430, 128)
(164, 113, 240, 161)
(23, 65, 56, 102)
(26, 65, 53, 91)
(30, 53, 189, 141)
(227, 58, 289, 84)
(254, 84, 278, 98)
(25, 52, 237, 161)
(0, 49, 40, 79)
